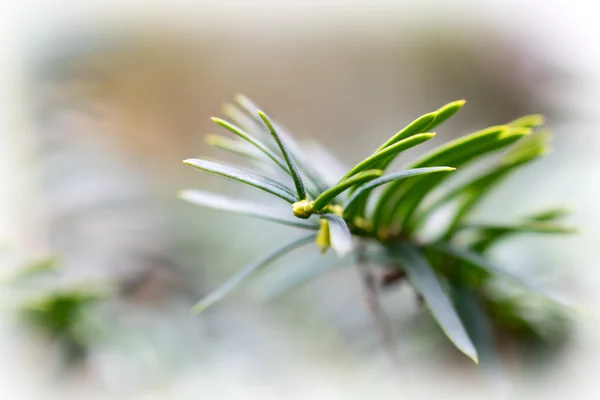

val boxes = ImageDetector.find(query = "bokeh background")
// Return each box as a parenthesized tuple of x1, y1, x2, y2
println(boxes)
(1, 0, 599, 398)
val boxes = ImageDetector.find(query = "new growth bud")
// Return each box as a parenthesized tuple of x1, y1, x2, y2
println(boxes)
(328, 204, 344, 216)
(316, 219, 330, 254)
(292, 199, 314, 219)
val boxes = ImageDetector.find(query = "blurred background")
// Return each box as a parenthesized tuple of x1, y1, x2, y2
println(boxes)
(1, 0, 599, 398)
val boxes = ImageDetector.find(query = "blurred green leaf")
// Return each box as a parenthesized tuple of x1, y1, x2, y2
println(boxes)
(509, 114, 545, 129)
(500, 130, 550, 166)
(432, 242, 578, 309)
(464, 221, 578, 236)
(313, 170, 382, 211)
(344, 167, 455, 219)
(485, 297, 540, 340)
(262, 254, 356, 300)
(236, 94, 329, 194)
(192, 234, 315, 314)
(466, 219, 576, 254)
(179, 189, 319, 229)
(4, 255, 58, 284)
(206, 134, 263, 160)
(22, 289, 104, 313)
(426, 166, 515, 239)
(525, 207, 572, 222)
(373, 125, 509, 232)
(262, 245, 394, 299)
(321, 214, 354, 257)
(390, 242, 478, 363)
(19, 288, 105, 364)
(415, 131, 552, 237)
(211, 117, 289, 173)
(222, 102, 271, 142)
(452, 282, 505, 386)
(183, 158, 297, 203)
(412, 125, 513, 168)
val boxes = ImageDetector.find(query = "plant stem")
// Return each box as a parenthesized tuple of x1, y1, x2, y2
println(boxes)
(355, 242, 401, 368)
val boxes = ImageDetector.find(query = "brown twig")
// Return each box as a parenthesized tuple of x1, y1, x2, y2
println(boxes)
(355, 243, 401, 367)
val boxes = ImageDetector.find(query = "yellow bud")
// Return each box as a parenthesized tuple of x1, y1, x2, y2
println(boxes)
(316, 219, 330, 254)
(292, 200, 314, 219)
(328, 204, 344, 216)
(353, 217, 372, 231)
